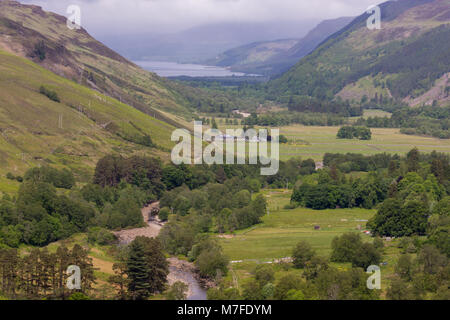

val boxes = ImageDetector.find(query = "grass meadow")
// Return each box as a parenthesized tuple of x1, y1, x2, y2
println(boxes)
(218, 189, 405, 295)
(219, 190, 376, 261)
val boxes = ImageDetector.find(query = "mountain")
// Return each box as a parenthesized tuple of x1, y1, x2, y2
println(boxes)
(0, 0, 195, 119)
(207, 17, 354, 76)
(268, 0, 450, 107)
(0, 0, 196, 191)
(99, 20, 318, 64)
(283, 17, 355, 60)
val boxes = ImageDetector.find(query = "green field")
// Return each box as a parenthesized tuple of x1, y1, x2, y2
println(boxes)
(218, 190, 405, 295)
(216, 121, 450, 162)
(219, 190, 375, 261)
(279, 125, 450, 161)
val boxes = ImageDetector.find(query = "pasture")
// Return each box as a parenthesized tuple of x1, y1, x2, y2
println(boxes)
(279, 125, 450, 161)
(219, 190, 376, 261)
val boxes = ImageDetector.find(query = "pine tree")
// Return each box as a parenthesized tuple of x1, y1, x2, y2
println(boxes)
(109, 262, 129, 300)
(126, 237, 152, 300)
(126, 236, 168, 300)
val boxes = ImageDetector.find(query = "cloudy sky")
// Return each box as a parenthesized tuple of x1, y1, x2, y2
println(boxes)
(21, 0, 385, 35)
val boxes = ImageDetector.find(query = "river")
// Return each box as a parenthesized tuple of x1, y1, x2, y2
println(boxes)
(113, 203, 208, 300)
(134, 60, 259, 77)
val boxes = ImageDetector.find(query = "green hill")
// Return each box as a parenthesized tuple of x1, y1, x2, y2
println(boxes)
(0, 49, 175, 193)
(208, 17, 354, 76)
(0, 0, 196, 120)
(268, 0, 450, 107)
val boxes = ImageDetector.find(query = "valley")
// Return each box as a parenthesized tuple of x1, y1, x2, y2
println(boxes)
(0, 0, 448, 304)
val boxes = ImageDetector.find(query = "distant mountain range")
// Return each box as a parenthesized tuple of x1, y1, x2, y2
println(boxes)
(268, 0, 450, 107)
(207, 16, 354, 76)
(98, 20, 319, 64)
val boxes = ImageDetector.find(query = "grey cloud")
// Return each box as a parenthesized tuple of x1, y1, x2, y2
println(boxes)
(20, 0, 385, 35)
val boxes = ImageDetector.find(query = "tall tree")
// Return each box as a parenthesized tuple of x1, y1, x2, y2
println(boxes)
(126, 236, 168, 300)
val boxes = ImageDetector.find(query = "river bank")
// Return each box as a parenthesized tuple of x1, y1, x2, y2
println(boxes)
(113, 203, 208, 300)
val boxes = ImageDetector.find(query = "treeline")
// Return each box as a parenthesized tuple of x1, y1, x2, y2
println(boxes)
(368, 149, 449, 240)
(292, 148, 449, 212)
(243, 111, 346, 127)
(286, 95, 362, 116)
(0, 152, 320, 249)
(356, 105, 450, 139)
(323, 152, 397, 173)
(291, 170, 390, 210)
(0, 245, 94, 300)
(165, 79, 263, 115)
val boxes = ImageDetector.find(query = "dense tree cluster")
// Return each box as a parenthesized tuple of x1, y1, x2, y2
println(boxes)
(291, 169, 389, 210)
(286, 95, 362, 116)
(243, 111, 346, 127)
(0, 245, 94, 299)
(323, 152, 397, 173)
(337, 126, 372, 140)
(330, 233, 381, 269)
(0, 180, 96, 247)
(387, 244, 449, 300)
(24, 166, 75, 189)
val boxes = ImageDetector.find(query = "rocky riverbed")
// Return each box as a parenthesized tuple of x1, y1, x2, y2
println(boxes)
(113, 203, 208, 300)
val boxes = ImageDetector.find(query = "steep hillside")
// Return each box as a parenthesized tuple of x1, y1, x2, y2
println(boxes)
(207, 17, 353, 76)
(283, 17, 355, 60)
(0, 49, 175, 193)
(0, 0, 194, 120)
(269, 0, 450, 106)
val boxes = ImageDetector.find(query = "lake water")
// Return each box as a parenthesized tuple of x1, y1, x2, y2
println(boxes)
(134, 60, 257, 77)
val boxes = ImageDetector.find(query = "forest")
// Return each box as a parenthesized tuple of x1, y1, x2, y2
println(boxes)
(0, 147, 448, 300)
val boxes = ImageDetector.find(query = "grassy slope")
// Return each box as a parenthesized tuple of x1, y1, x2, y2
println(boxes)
(0, 49, 175, 193)
(0, 0, 194, 119)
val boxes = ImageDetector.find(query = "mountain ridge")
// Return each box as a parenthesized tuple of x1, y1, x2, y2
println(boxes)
(207, 16, 354, 76)
(0, 0, 196, 124)
(268, 0, 450, 106)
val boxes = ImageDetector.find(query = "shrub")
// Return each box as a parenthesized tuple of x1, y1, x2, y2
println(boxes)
(195, 246, 228, 279)
(33, 41, 46, 61)
(165, 281, 188, 300)
(87, 227, 117, 245)
(292, 240, 316, 268)
(337, 126, 372, 140)
(39, 86, 60, 103)
(159, 207, 171, 221)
